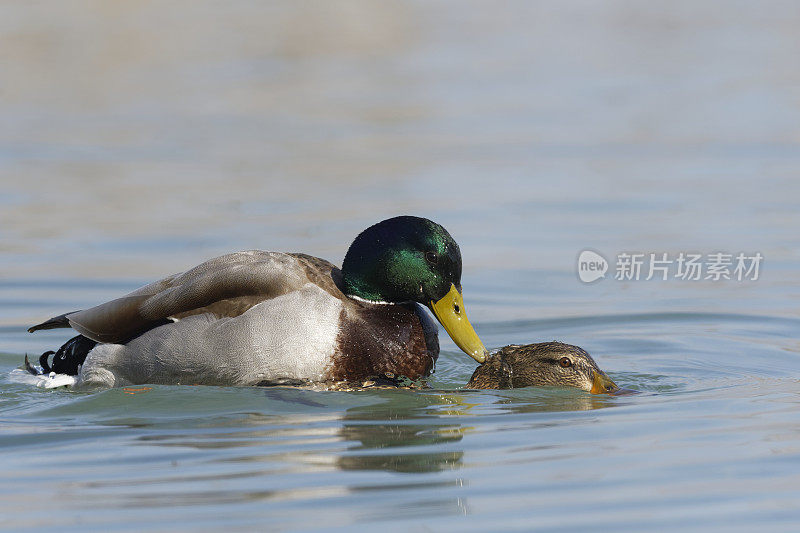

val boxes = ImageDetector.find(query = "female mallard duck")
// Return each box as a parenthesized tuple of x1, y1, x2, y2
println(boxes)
(466, 342, 619, 393)
(27, 216, 487, 388)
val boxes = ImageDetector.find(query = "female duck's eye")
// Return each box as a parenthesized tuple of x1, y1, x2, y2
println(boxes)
(425, 252, 439, 264)
(559, 357, 573, 368)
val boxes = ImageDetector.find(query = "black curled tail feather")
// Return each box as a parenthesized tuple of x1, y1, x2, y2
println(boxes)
(38, 335, 98, 375)
(38, 351, 55, 373)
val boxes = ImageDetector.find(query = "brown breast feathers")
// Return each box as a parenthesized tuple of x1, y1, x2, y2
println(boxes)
(289, 253, 440, 383)
(328, 302, 439, 382)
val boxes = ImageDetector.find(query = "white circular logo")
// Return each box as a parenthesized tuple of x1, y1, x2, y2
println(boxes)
(577, 250, 608, 283)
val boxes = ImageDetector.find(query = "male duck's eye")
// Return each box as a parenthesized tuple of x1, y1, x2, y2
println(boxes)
(559, 357, 573, 368)
(425, 251, 439, 265)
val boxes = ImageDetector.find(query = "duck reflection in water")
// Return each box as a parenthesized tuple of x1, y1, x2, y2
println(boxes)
(119, 343, 626, 479)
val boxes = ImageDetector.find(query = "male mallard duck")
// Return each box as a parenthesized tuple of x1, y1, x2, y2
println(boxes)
(27, 216, 487, 388)
(466, 342, 619, 393)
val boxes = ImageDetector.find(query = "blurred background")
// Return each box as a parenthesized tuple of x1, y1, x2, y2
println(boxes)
(3, 2, 800, 530)
(3, 0, 799, 322)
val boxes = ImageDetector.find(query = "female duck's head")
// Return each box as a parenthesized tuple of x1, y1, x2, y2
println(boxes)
(467, 342, 620, 393)
(342, 216, 487, 363)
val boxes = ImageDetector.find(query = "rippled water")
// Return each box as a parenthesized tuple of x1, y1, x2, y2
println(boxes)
(3, 1, 800, 531)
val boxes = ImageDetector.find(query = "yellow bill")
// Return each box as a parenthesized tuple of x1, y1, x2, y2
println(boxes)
(590, 370, 619, 394)
(429, 284, 487, 363)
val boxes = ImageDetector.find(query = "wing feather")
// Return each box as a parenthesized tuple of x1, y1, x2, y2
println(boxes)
(31, 251, 310, 343)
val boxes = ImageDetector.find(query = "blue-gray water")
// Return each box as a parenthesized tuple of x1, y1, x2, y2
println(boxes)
(3, 2, 800, 531)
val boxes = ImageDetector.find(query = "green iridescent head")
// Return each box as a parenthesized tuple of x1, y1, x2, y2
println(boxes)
(342, 216, 487, 363)
(342, 216, 461, 303)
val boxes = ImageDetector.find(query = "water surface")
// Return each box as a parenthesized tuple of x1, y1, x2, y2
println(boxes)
(2, 2, 800, 531)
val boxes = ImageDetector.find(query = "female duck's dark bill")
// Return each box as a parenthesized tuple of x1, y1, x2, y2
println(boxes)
(428, 283, 487, 363)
